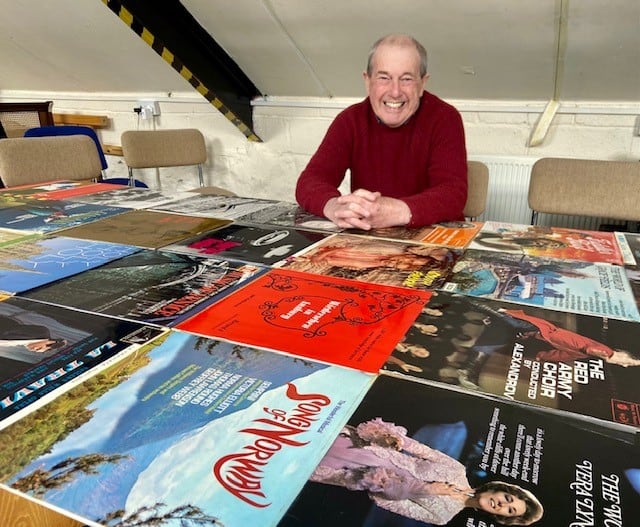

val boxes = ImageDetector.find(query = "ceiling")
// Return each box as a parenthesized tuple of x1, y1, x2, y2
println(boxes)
(0, 0, 638, 103)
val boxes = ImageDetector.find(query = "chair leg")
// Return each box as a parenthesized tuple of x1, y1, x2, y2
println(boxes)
(531, 211, 538, 225)
(197, 164, 204, 187)
(128, 167, 135, 187)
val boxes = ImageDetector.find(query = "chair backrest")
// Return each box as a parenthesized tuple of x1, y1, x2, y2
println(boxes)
(0, 135, 102, 187)
(24, 125, 108, 171)
(121, 129, 207, 169)
(464, 161, 489, 219)
(528, 157, 640, 223)
(0, 101, 54, 138)
(121, 128, 208, 188)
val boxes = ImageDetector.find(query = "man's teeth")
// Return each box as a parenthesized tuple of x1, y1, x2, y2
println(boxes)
(385, 101, 404, 108)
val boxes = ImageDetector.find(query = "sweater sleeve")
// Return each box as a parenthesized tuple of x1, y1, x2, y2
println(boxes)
(295, 109, 353, 217)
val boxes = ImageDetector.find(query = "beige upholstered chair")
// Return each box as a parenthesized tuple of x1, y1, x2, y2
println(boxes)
(121, 128, 235, 195)
(463, 161, 489, 220)
(528, 157, 640, 224)
(0, 135, 102, 187)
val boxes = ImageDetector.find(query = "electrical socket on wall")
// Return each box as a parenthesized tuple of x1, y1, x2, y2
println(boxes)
(136, 100, 161, 120)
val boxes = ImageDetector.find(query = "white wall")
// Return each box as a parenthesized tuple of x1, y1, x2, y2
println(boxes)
(2, 90, 639, 203)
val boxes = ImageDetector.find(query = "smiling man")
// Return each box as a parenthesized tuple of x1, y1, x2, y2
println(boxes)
(296, 34, 468, 229)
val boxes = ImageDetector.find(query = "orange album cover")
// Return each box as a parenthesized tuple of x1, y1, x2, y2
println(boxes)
(418, 221, 483, 248)
(177, 268, 431, 373)
(347, 221, 483, 249)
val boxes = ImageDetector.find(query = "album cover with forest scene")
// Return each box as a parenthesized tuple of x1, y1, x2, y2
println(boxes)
(0, 330, 374, 527)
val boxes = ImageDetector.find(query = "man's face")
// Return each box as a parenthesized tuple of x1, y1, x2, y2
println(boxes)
(364, 43, 427, 128)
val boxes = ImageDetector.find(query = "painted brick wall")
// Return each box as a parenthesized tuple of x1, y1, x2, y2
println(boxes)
(2, 91, 639, 203)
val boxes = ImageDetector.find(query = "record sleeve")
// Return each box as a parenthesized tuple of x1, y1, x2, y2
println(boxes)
(281, 375, 640, 526)
(23, 249, 266, 326)
(0, 330, 374, 527)
(0, 296, 165, 429)
(177, 268, 431, 373)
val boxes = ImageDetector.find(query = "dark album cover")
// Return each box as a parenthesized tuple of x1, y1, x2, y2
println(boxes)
(22, 249, 267, 326)
(0, 296, 165, 428)
(281, 375, 640, 527)
(163, 223, 330, 266)
(383, 290, 640, 432)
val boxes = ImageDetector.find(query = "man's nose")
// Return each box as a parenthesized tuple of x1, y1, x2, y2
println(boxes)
(389, 79, 402, 96)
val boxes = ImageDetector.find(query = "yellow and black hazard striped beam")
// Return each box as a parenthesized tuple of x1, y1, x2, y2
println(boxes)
(102, 0, 262, 142)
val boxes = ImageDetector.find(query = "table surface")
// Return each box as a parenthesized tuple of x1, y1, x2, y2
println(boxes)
(1, 486, 83, 527)
(0, 182, 638, 526)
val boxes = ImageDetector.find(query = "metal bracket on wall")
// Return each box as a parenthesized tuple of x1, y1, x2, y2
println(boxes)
(528, 99, 559, 147)
(527, 0, 568, 147)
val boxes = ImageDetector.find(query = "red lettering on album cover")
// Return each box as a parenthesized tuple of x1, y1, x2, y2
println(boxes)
(190, 238, 241, 254)
(155, 269, 245, 316)
(213, 383, 331, 507)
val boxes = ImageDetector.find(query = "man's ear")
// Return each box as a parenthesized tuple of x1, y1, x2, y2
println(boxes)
(363, 71, 372, 95)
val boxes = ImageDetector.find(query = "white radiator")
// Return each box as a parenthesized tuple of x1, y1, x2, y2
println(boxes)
(468, 155, 628, 231)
